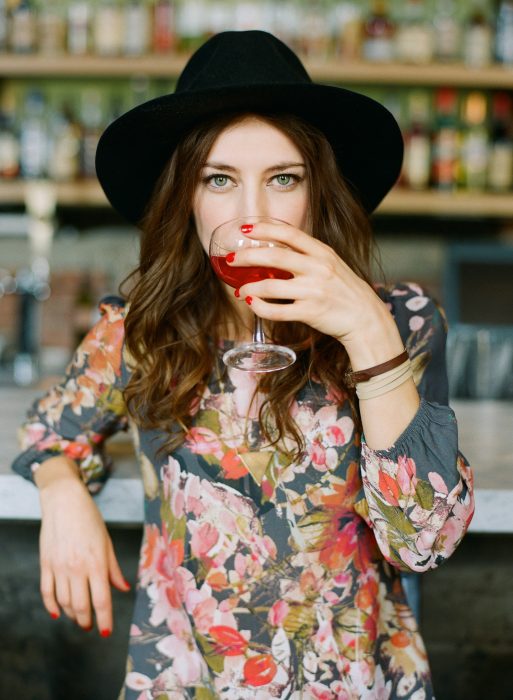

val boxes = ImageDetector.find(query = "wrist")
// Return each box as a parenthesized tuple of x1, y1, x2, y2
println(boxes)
(339, 303, 404, 371)
(35, 456, 84, 493)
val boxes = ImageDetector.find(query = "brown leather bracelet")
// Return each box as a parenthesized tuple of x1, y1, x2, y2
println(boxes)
(344, 349, 409, 387)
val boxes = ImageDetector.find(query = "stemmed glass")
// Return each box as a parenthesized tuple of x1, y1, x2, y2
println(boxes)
(209, 215, 297, 372)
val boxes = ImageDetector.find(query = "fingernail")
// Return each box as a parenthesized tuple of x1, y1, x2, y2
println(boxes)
(83, 625, 93, 632)
(123, 579, 131, 590)
(245, 296, 252, 305)
(240, 224, 253, 234)
(50, 612, 59, 620)
(226, 252, 235, 263)
(234, 289, 240, 298)
(100, 629, 111, 638)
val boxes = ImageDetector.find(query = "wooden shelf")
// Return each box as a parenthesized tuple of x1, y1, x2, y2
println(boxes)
(1, 180, 513, 217)
(2, 53, 513, 87)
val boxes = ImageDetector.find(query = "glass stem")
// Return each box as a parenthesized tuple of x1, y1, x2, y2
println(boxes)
(253, 314, 265, 344)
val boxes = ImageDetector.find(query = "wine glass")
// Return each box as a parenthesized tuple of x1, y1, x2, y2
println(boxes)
(209, 215, 297, 372)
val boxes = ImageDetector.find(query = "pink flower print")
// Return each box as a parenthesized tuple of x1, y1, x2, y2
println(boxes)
(190, 521, 219, 559)
(166, 607, 193, 638)
(313, 619, 339, 656)
(191, 595, 218, 634)
(185, 426, 223, 458)
(161, 457, 181, 503)
(155, 634, 204, 685)
(228, 365, 261, 419)
(326, 416, 354, 447)
(428, 471, 449, 495)
(23, 421, 47, 447)
(268, 599, 289, 627)
(409, 315, 425, 332)
(406, 282, 424, 296)
(405, 295, 429, 312)
(305, 681, 335, 699)
(130, 624, 142, 636)
(311, 440, 328, 470)
(397, 456, 418, 496)
(125, 672, 153, 691)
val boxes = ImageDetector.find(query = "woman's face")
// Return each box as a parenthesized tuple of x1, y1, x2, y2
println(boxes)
(193, 117, 309, 253)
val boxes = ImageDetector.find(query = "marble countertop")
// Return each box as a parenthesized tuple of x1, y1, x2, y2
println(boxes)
(1, 388, 512, 532)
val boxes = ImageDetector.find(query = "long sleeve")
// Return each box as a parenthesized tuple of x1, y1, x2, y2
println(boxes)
(355, 282, 475, 573)
(11, 296, 129, 494)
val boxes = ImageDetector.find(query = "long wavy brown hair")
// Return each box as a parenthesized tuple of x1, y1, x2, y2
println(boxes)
(121, 111, 381, 460)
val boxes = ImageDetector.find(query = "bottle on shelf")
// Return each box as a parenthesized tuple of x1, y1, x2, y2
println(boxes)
(175, 0, 208, 53)
(38, 1, 66, 54)
(331, 1, 363, 60)
(433, 0, 461, 63)
(495, 0, 513, 65)
(487, 92, 513, 191)
(123, 0, 150, 56)
(431, 88, 460, 191)
(463, 2, 493, 68)
(48, 104, 82, 182)
(0, 108, 20, 179)
(19, 90, 48, 179)
(299, 0, 331, 60)
(362, 0, 395, 62)
(395, 0, 434, 65)
(9, 0, 37, 54)
(67, 2, 90, 56)
(153, 0, 177, 53)
(80, 88, 104, 179)
(93, 0, 123, 56)
(402, 90, 432, 190)
(459, 91, 489, 190)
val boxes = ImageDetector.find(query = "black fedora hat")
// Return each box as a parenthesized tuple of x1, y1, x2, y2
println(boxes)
(95, 30, 403, 225)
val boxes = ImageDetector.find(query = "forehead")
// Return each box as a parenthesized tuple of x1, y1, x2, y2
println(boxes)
(206, 117, 302, 163)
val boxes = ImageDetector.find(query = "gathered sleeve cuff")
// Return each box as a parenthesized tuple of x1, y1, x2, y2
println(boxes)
(11, 297, 129, 494)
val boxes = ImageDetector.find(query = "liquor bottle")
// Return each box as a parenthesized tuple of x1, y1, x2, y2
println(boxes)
(395, 0, 434, 65)
(463, 3, 493, 67)
(459, 92, 489, 191)
(0, 108, 20, 179)
(73, 272, 96, 348)
(19, 91, 48, 179)
(67, 2, 90, 55)
(0, 0, 7, 50)
(432, 88, 459, 191)
(487, 92, 513, 191)
(496, 0, 513, 65)
(80, 89, 103, 178)
(433, 0, 461, 63)
(38, 2, 66, 54)
(48, 104, 81, 182)
(123, 0, 150, 56)
(299, 0, 330, 59)
(9, 0, 37, 53)
(403, 91, 431, 190)
(153, 0, 176, 53)
(363, 0, 395, 62)
(176, 0, 208, 53)
(331, 2, 363, 60)
(93, 0, 123, 56)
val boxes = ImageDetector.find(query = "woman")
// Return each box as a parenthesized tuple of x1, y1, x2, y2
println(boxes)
(12, 31, 474, 700)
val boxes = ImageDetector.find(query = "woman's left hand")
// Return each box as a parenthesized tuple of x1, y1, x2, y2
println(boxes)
(230, 220, 394, 350)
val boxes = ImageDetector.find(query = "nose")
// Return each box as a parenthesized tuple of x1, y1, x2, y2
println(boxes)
(237, 180, 270, 219)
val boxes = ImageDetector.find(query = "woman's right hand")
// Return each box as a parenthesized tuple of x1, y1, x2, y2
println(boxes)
(35, 457, 131, 635)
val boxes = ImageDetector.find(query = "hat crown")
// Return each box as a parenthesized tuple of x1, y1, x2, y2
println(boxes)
(176, 30, 312, 93)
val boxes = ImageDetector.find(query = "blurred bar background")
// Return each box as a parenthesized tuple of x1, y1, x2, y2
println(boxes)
(1, 1, 512, 698)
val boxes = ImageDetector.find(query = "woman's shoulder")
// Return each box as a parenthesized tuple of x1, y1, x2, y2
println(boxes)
(374, 280, 447, 328)
(97, 294, 129, 320)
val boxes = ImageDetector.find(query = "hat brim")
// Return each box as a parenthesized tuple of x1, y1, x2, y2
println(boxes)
(95, 83, 403, 225)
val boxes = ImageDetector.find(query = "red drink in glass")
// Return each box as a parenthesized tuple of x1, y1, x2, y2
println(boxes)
(210, 254, 293, 289)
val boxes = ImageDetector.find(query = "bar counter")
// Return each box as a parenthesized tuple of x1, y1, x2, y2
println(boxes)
(1, 389, 512, 532)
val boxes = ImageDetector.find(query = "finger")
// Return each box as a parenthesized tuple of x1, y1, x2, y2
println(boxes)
(70, 576, 93, 630)
(243, 221, 331, 257)
(89, 569, 113, 637)
(40, 565, 60, 619)
(228, 245, 313, 276)
(244, 295, 308, 323)
(107, 539, 131, 593)
(55, 575, 76, 622)
(239, 277, 306, 301)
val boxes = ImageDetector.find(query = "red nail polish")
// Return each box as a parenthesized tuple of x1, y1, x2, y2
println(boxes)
(123, 579, 131, 590)
(240, 224, 253, 234)
(83, 625, 93, 632)
(234, 289, 240, 298)
(245, 296, 252, 305)
(226, 252, 235, 263)
(50, 612, 59, 620)
(100, 629, 111, 638)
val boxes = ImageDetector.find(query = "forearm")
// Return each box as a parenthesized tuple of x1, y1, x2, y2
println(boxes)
(341, 302, 420, 450)
(34, 456, 83, 491)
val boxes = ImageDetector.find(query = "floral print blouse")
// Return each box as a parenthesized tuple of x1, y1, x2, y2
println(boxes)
(12, 282, 475, 700)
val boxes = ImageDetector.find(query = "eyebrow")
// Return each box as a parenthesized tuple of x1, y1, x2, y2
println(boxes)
(203, 161, 306, 173)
